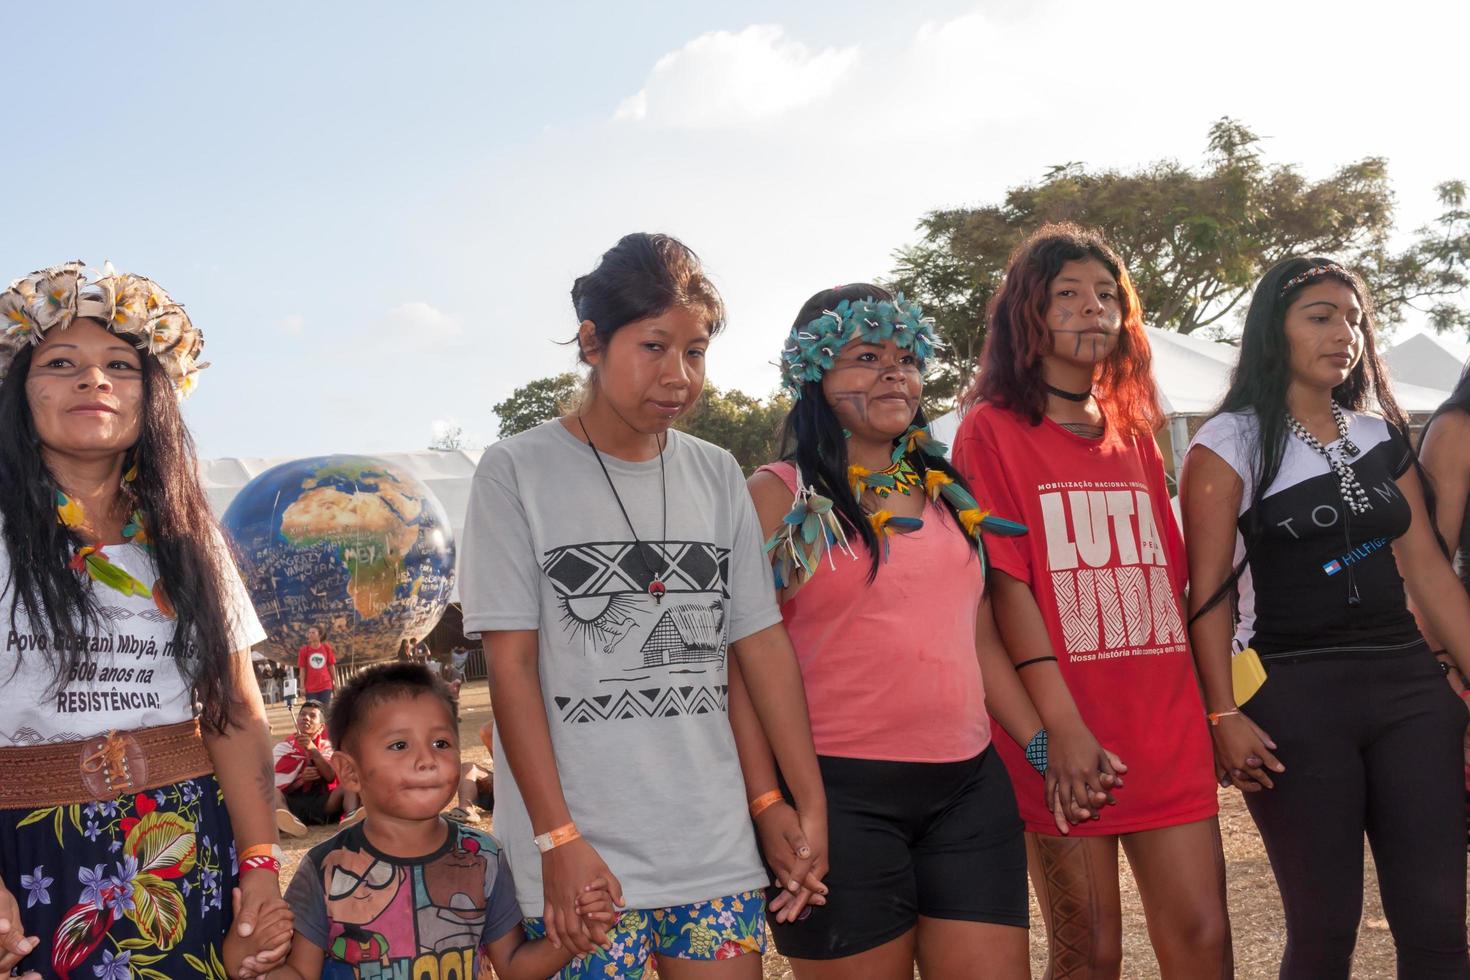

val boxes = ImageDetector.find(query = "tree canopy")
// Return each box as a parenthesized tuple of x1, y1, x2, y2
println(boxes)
(889, 118, 1470, 403)
(492, 372, 582, 440)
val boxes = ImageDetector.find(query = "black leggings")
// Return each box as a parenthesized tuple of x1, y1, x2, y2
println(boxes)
(1244, 646, 1469, 979)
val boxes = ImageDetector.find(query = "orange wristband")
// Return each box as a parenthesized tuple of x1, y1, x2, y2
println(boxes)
(533, 822, 581, 854)
(239, 843, 285, 864)
(748, 790, 784, 819)
(1207, 710, 1241, 726)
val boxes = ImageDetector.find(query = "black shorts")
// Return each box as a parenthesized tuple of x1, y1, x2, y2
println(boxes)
(284, 786, 334, 826)
(768, 747, 1028, 960)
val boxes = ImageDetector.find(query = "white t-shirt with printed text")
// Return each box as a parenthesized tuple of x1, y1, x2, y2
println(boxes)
(0, 533, 266, 746)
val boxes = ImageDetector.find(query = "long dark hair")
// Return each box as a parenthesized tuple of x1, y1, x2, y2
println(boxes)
(777, 284, 980, 581)
(1420, 358, 1470, 542)
(1424, 361, 1470, 435)
(962, 223, 1163, 438)
(1191, 256, 1407, 618)
(0, 344, 241, 733)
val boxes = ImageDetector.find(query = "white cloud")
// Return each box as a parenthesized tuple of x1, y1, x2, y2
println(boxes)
(614, 24, 859, 129)
(279, 313, 306, 333)
(379, 301, 462, 343)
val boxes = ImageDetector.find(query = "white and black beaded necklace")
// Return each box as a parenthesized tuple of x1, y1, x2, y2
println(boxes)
(1285, 402, 1373, 515)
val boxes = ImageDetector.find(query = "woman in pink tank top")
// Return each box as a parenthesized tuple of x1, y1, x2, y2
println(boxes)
(728, 284, 1065, 980)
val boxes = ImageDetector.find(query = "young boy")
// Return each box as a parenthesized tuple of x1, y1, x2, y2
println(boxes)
(225, 663, 616, 979)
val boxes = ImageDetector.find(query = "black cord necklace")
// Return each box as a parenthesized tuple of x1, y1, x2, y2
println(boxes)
(1045, 382, 1093, 402)
(577, 417, 670, 604)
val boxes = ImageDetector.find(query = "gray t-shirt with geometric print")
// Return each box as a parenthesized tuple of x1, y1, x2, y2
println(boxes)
(460, 421, 780, 914)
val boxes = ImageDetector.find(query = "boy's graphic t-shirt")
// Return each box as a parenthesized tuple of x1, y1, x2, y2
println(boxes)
(298, 642, 337, 692)
(953, 404, 1216, 836)
(460, 422, 781, 913)
(285, 822, 520, 980)
(0, 529, 266, 746)
(1188, 409, 1420, 661)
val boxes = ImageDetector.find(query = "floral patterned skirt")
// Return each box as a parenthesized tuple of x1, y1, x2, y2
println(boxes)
(0, 775, 237, 980)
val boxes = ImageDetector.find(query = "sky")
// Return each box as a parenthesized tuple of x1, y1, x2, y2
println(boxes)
(5, 0, 1467, 459)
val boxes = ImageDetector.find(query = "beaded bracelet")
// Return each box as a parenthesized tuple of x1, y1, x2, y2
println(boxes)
(1024, 729, 1048, 775)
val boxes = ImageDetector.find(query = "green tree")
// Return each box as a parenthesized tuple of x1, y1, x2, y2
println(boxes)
(492, 372, 581, 439)
(890, 118, 1470, 403)
(675, 385, 790, 474)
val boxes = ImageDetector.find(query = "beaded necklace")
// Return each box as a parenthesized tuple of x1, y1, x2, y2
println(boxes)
(56, 488, 174, 616)
(1284, 403, 1372, 515)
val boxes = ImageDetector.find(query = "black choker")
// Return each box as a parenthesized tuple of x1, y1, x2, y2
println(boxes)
(1045, 383, 1093, 403)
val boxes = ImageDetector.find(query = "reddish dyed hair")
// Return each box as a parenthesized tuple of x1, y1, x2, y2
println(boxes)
(960, 222, 1163, 438)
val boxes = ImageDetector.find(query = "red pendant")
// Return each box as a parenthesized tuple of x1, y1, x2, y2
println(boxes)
(648, 578, 666, 604)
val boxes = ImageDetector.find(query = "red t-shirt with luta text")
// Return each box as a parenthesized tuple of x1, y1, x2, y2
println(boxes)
(297, 642, 336, 693)
(953, 403, 1216, 836)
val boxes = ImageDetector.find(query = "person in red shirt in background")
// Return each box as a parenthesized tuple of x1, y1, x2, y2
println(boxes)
(273, 699, 362, 837)
(297, 625, 336, 708)
(951, 223, 1229, 979)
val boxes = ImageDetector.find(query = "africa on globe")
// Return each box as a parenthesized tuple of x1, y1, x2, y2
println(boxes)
(221, 455, 456, 663)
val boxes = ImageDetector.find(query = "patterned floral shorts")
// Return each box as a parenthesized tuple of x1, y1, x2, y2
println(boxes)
(523, 888, 766, 979)
(0, 775, 237, 980)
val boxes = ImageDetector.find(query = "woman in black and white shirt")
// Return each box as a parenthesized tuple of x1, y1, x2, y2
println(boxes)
(1182, 257, 1470, 979)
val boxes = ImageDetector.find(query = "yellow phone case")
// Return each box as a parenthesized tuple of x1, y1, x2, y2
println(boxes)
(1232, 647, 1268, 705)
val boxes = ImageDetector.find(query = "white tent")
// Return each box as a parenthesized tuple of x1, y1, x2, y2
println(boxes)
(1385, 331, 1469, 394)
(927, 326, 1454, 475)
(929, 326, 1237, 471)
(200, 328, 1457, 563)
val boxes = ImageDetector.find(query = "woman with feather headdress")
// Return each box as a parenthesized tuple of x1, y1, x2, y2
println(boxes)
(0, 263, 290, 979)
(731, 283, 1038, 979)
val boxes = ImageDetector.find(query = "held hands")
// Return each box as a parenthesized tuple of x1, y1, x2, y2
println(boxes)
(1045, 720, 1127, 833)
(540, 839, 625, 955)
(571, 876, 620, 929)
(0, 880, 41, 980)
(226, 884, 295, 979)
(232, 871, 294, 977)
(1210, 711, 1285, 792)
(753, 801, 829, 924)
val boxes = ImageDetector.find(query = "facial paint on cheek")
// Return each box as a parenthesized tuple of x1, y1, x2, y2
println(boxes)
(828, 390, 871, 425)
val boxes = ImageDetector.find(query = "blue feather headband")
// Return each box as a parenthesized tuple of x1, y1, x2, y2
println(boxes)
(778, 294, 941, 398)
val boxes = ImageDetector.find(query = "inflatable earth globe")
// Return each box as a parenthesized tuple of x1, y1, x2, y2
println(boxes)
(221, 455, 456, 664)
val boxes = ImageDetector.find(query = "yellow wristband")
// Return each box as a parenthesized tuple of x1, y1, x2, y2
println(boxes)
(748, 790, 784, 819)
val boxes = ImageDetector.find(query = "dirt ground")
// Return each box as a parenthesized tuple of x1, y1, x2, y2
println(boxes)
(270, 685, 1454, 979)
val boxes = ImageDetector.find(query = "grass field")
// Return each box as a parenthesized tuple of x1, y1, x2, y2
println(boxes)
(269, 685, 1448, 978)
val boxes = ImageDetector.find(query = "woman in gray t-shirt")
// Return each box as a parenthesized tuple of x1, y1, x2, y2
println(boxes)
(460, 233, 828, 979)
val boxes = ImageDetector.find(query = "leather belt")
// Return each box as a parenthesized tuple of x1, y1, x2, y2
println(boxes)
(0, 718, 214, 809)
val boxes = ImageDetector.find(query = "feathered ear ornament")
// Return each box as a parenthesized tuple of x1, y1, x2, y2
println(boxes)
(764, 468, 858, 590)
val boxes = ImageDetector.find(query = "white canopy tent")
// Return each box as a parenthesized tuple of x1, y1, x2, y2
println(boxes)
(928, 326, 1454, 478)
(1385, 331, 1469, 394)
(200, 329, 1456, 579)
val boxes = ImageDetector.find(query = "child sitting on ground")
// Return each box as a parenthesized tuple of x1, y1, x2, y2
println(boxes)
(224, 663, 617, 979)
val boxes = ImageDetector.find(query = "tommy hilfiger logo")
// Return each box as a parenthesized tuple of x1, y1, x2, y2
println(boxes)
(1322, 536, 1390, 576)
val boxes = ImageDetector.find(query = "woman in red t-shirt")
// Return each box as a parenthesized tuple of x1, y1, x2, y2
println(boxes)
(951, 224, 1229, 977)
